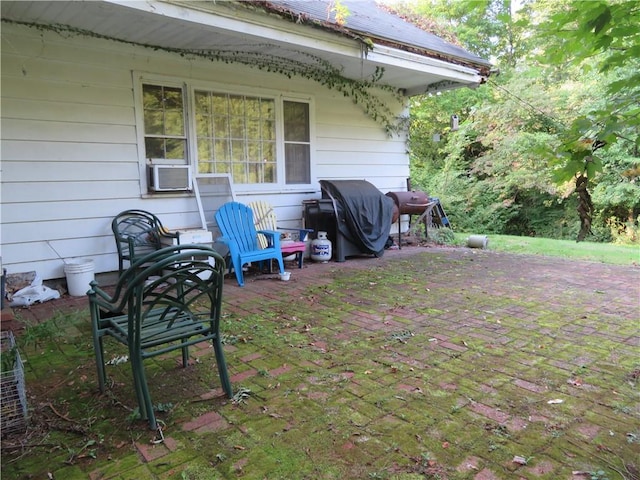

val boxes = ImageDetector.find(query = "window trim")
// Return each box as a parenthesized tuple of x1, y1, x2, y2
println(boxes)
(134, 71, 315, 196)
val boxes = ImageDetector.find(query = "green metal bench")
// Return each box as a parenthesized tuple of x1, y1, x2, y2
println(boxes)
(89, 245, 232, 430)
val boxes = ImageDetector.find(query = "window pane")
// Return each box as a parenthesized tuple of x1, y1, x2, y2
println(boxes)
(214, 139, 230, 161)
(247, 141, 261, 161)
(230, 116, 245, 139)
(245, 97, 260, 117)
(217, 161, 231, 174)
(231, 140, 245, 161)
(212, 94, 227, 113)
(163, 88, 184, 110)
(214, 116, 229, 136)
(144, 85, 163, 109)
(197, 138, 212, 161)
(246, 119, 260, 140)
(143, 84, 186, 161)
(195, 113, 212, 136)
(165, 138, 186, 160)
(285, 143, 311, 184)
(194, 91, 211, 114)
(284, 101, 309, 142)
(229, 95, 244, 115)
(232, 163, 246, 183)
(263, 162, 276, 183)
(247, 162, 260, 184)
(144, 111, 164, 135)
(261, 100, 275, 119)
(198, 161, 213, 174)
(263, 120, 276, 140)
(194, 92, 277, 185)
(165, 111, 185, 136)
(263, 141, 276, 162)
(145, 137, 165, 159)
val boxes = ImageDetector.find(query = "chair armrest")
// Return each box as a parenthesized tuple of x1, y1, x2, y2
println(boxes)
(159, 228, 180, 240)
(257, 229, 281, 249)
(88, 281, 127, 313)
(277, 227, 313, 241)
(257, 229, 279, 237)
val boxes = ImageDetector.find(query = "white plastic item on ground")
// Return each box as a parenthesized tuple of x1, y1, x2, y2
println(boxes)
(9, 283, 60, 307)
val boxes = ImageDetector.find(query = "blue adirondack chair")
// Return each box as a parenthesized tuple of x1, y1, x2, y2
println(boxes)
(215, 202, 285, 286)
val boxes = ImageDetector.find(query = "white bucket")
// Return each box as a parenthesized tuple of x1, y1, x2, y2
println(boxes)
(64, 259, 95, 296)
(467, 235, 489, 249)
(279, 271, 291, 282)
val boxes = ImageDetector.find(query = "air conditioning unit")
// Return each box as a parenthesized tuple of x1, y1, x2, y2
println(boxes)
(149, 165, 192, 192)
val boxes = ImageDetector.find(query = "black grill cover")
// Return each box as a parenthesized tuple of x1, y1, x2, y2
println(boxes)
(320, 179, 395, 255)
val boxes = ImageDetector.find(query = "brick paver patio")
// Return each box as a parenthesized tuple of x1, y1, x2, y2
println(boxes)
(2, 245, 638, 479)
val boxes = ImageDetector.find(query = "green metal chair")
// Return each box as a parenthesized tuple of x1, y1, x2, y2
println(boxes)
(88, 244, 232, 430)
(111, 209, 180, 277)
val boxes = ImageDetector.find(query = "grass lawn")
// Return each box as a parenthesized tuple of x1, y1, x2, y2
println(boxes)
(453, 233, 639, 266)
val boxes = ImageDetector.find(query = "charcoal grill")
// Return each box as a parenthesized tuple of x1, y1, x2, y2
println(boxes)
(385, 190, 435, 247)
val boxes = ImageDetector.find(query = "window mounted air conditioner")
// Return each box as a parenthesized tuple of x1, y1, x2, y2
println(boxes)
(149, 165, 192, 192)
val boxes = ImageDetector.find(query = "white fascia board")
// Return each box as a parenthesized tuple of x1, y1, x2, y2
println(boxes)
(367, 44, 483, 84)
(105, 0, 361, 57)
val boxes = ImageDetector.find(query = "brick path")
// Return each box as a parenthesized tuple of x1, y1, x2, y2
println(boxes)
(2, 245, 639, 479)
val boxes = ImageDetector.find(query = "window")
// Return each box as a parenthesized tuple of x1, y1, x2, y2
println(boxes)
(142, 85, 187, 161)
(284, 101, 311, 184)
(140, 78, 312, 190)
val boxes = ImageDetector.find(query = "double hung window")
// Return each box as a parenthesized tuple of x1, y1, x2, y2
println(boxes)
(140, 78, 311, 191)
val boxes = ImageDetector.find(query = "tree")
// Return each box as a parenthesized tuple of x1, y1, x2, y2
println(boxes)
(538, 0, 640, 240)
(404, 0, 638, 242)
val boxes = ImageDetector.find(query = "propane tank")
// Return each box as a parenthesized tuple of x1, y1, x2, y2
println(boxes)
(311, 231, 332, 263)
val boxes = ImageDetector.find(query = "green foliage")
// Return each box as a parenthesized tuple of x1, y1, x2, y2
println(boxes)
(589, 470, 610, 480)
(408, 0, 639, 243)
(538, 0, 640, 176)
(406, 0, 531, 68)
(1, 346, 18, 374)
(427, 227, 456, 245)
(6, 19, 404, 135)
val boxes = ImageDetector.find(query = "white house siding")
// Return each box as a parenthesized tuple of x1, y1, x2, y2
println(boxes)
(0, 22, 410, 280)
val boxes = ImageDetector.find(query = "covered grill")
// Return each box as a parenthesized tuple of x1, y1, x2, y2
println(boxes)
(303, 180, 396, 262)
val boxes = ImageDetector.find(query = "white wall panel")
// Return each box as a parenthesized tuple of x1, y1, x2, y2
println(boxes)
(1, 21, 412, 280)
(1, 140, 137, 162)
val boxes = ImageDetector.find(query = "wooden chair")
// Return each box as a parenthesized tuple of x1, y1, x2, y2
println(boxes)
(247, 200, 313, 269)
(214, 202, 285, 287)
(111, 209, 180, 277)
(88, 245, 232, 430)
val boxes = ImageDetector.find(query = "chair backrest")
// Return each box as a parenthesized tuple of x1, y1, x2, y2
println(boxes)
(214, 202, 261, 254)
(128, 246, 225, 352)
(112, 210, 165, 266)
(247, 201, 277, 249)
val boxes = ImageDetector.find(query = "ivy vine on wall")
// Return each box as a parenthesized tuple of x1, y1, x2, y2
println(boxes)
(5, 19, 408, 136)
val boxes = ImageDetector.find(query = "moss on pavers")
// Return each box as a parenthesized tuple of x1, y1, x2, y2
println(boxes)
(87, 449, 153, 479)
(4, 248, 638, 480)
(95, 463, 157, 480)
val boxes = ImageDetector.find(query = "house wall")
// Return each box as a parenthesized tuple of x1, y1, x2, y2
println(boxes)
(0, 22, 410, 280)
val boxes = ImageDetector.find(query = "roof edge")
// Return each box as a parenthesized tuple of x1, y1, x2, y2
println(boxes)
(243, 1, 492, 76)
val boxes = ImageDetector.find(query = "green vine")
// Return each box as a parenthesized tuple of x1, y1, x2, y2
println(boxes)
(4, 19, 407, 135)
